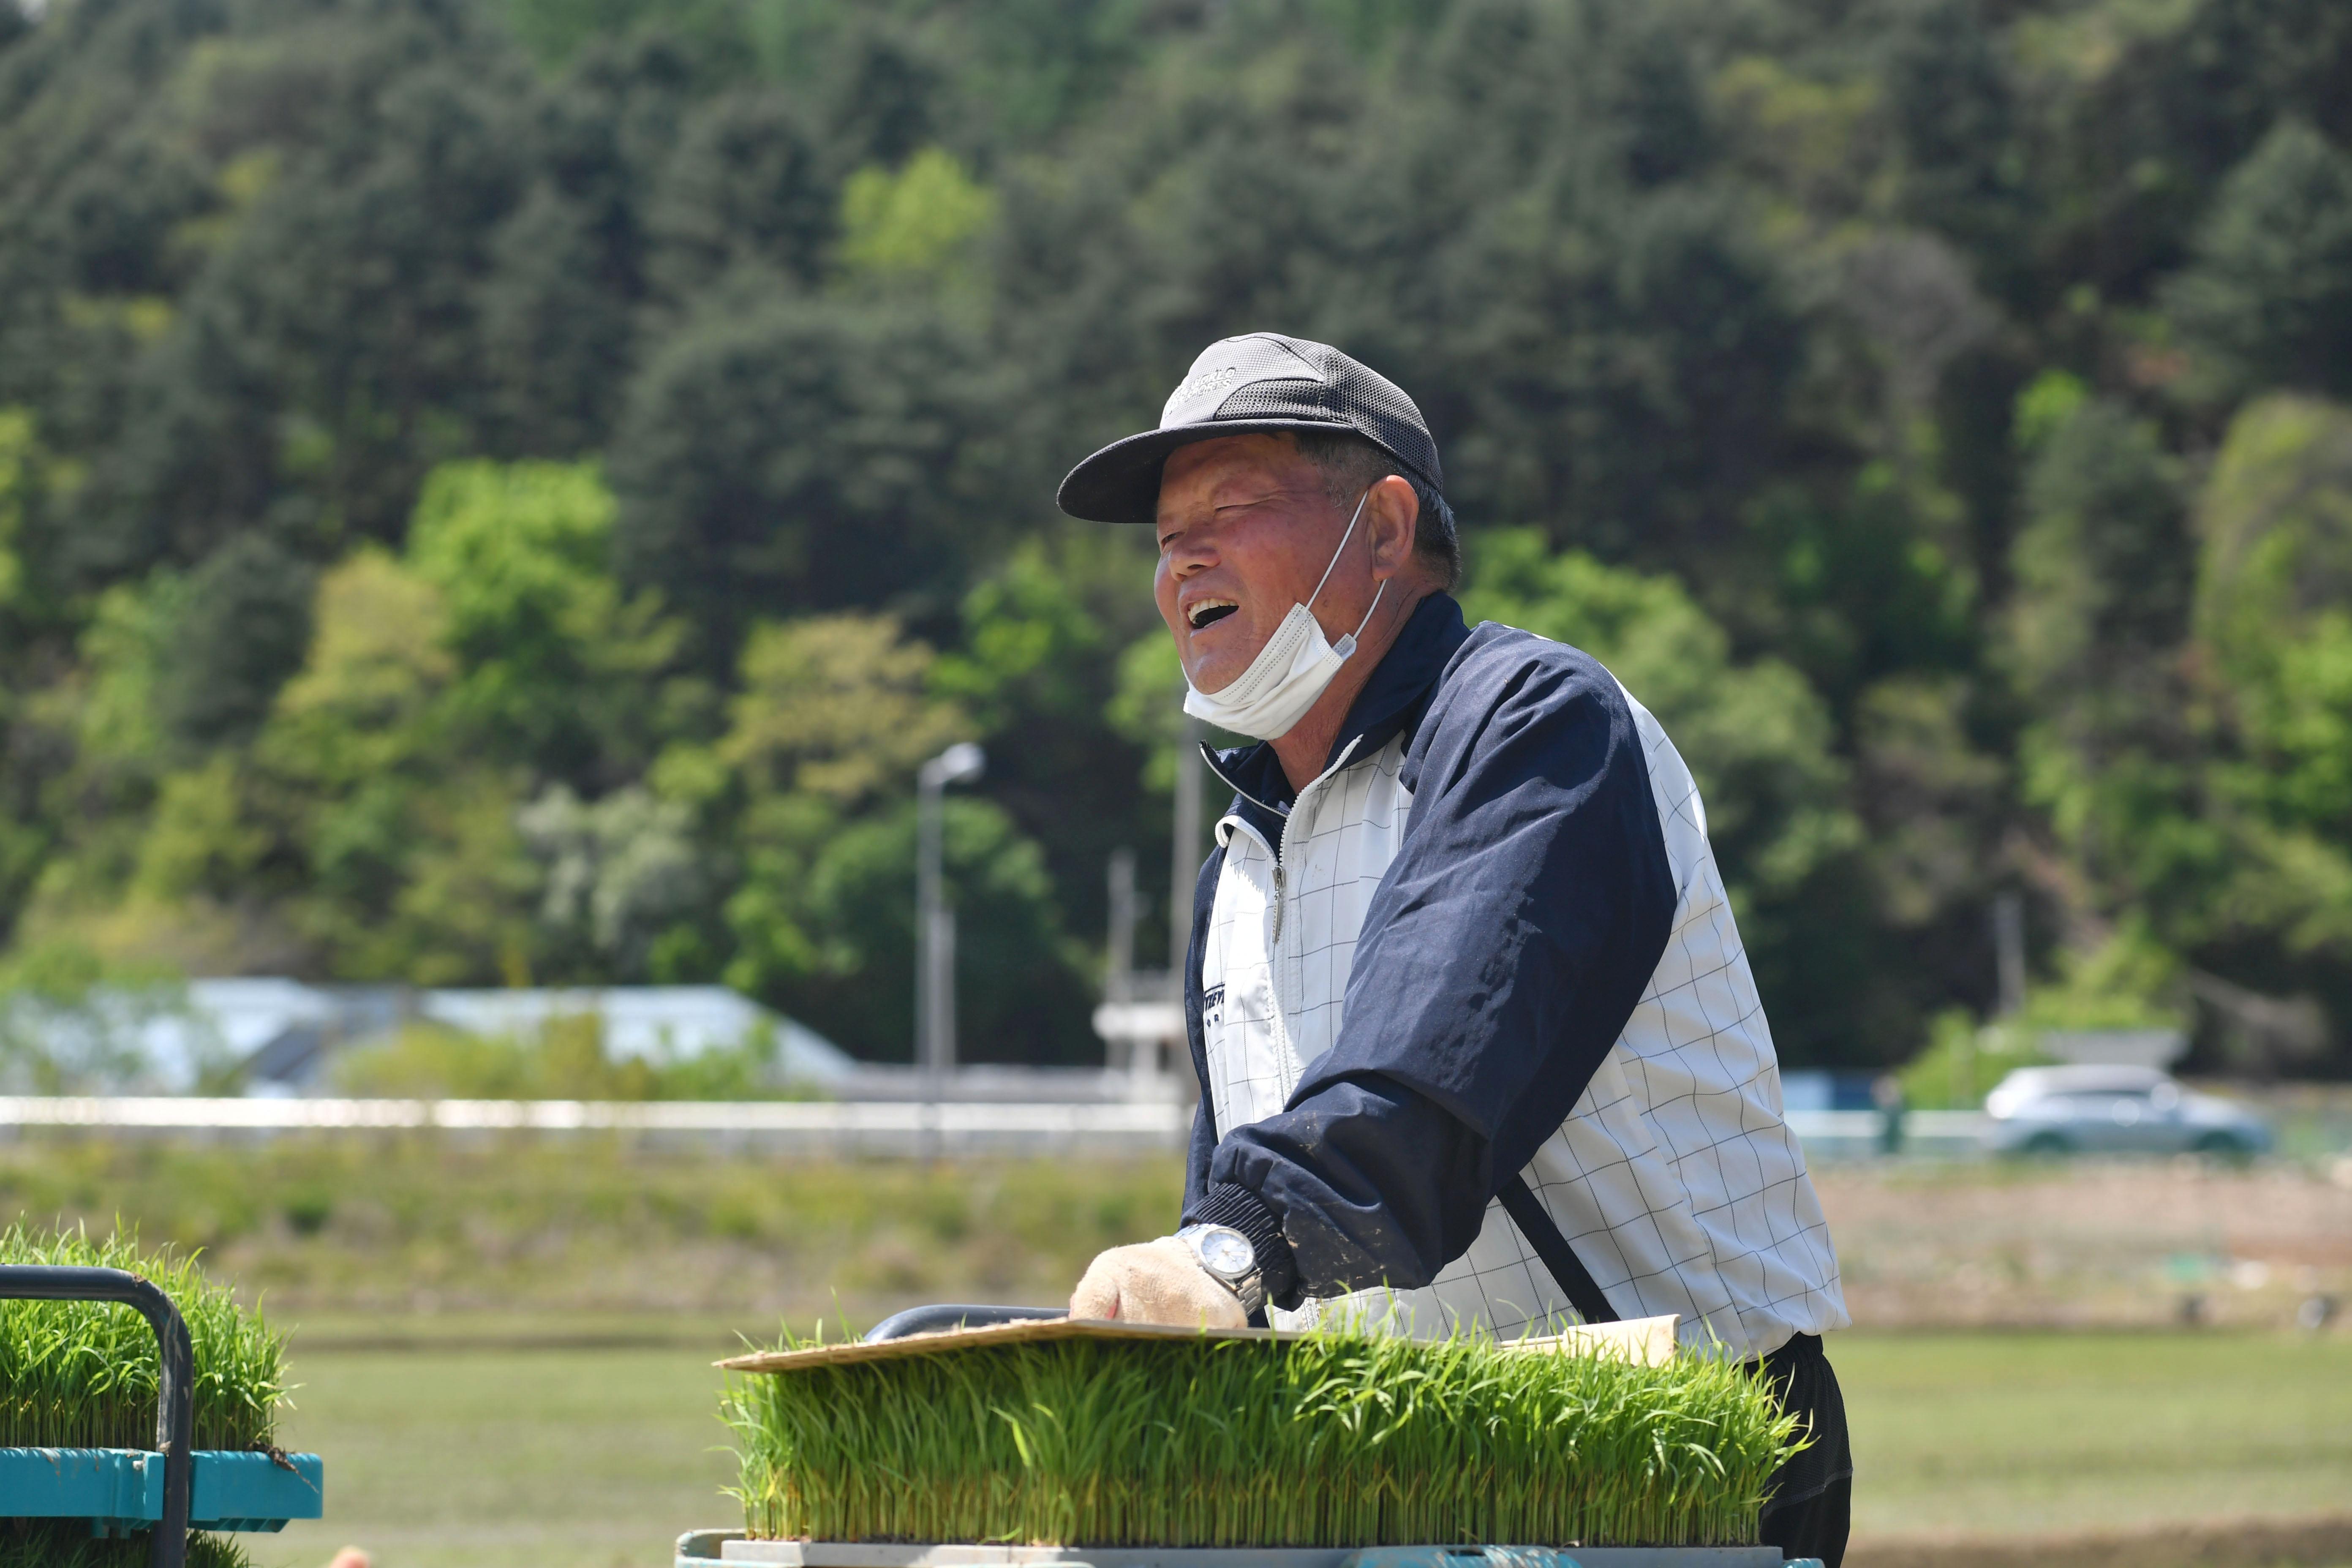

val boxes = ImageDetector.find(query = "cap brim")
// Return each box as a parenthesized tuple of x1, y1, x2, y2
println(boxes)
(1056, 418, 1364, 525)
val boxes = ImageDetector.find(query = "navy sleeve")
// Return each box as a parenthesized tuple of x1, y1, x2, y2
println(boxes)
(1206, 630, 1677, 1298)
(1182, 1101, 1217, 1217)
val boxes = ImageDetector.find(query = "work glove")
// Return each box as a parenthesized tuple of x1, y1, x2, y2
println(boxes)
(1068, 1236, 1248, 1328)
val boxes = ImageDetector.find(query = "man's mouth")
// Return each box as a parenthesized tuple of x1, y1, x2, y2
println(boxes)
(1187, 599, 1239, 630)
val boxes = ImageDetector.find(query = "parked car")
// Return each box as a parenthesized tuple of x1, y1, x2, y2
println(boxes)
(1983, 1064, 2272, 1159)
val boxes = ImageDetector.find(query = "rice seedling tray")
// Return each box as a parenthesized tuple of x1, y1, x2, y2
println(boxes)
(674, 1535, 1813, 1568)
(719, 1314, 1801, 1562)
(0, 1241, 316, 1568)
(0, 1448, 323, 1533)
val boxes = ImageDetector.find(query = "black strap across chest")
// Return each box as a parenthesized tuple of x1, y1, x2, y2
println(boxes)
(1497, 1176, 1620, 1324)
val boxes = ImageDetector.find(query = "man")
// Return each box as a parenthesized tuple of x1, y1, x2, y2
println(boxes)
(1059, 333, 1853, 1566)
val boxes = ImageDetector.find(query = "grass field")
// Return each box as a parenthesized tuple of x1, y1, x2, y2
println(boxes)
(1, 1135, 2344, 1331)
(1832, 1333, 2352, 1535)
(0, 1136, 1189, 1321)
(235, 1327, 2352, 1568)
(253, 1338, 732, 1568)
(2, 1141, 2343, 1565)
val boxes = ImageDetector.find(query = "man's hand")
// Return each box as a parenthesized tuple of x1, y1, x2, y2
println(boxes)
(1068, 1236, 1248, 1327)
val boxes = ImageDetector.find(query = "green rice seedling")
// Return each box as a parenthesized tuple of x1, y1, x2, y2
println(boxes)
(0, 1523, 250, 1568)
(723, 1328, 1801, 1549)
(0, 1222, 288, 1451)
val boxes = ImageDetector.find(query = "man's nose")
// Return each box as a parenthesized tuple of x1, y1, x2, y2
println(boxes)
(1165, 528, 1215, 578)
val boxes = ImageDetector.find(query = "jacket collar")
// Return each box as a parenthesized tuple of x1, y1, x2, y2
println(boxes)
(1202, 592, 1471, 841)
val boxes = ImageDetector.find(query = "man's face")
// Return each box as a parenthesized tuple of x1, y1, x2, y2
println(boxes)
(1154, 435, 1360, 695)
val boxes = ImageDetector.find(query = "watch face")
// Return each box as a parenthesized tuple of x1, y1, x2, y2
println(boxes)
(1198, 1229, 1254, 1276)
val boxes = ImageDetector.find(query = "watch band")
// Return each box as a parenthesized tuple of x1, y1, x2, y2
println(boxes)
(1175, 1223, 1266, 1316)
(1188, 1183, 1299, 1309)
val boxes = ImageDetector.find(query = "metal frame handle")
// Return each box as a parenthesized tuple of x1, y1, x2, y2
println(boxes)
(0, 1264, 193, 1568)
(863, 1304, 1066, 1343)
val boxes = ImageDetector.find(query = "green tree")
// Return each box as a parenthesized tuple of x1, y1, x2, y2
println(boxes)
(935, 539, 1156, 950)
(727, 793, 1092, 1065)
(2169, 121, 2352, 401)
(1459, 529, 1893, 1062)
(10, 0, 2352, 1070)
(2005, 397, 2217, 925)
(644, 87, 836, 302)
(407, 458, 688, 782)
(152, 535, 315, 753)
(256, 550, 538, 983)
(836, 146, 996, 284)
(607, 296, 992, 664)
(476, 182, 639, 459)
(1881, 0, 2024, 288)
(75, 17, 543, 573)
(721, 614, 970, 806)
(516, 784, 706, 980)
(2197, 395, 2352, 830)
(1463, 531, 1857, 904)
(2190, 395, 2352, 969)
(714, 610, 1092, 1060)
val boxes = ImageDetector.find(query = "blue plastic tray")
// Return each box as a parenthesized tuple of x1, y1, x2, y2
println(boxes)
(0, 1448, 324, 1533)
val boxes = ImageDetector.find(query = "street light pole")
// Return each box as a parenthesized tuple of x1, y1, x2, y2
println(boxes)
(916, 742, 985, 1091)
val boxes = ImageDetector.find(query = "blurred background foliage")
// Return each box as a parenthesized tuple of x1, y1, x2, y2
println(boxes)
(1, 0, 2350, 1074)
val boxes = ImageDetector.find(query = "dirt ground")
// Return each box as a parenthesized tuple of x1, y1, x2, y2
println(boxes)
(1815, 1156, 2352, 1330)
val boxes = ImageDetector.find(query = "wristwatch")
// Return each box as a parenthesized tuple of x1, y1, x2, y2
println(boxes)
(1175, 1223, 1264, 1315)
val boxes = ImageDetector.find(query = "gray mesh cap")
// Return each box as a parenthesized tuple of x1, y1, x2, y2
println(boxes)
(1056, 332, 1446, 525)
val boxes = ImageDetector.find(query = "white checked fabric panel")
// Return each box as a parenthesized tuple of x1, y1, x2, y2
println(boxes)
(1202, 733, 1409, 1144)
(1198, 671, 1848, 1360)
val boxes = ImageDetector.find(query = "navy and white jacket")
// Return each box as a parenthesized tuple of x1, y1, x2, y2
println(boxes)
(1179, 593, 1847, 1359)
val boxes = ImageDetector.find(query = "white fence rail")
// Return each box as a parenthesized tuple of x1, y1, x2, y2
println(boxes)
(0, 1096, 1193, 1155)
(1784, 1108, 1989, 1156)
(0, 1096, 1994, 1157)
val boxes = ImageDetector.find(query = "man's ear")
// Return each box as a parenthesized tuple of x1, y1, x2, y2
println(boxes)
(1365, 474, 1421, 580)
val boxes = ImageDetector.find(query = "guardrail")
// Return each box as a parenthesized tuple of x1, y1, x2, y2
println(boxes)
(0, 1096, 1195, 1154)
(1785, 1108, 1990, 1157)
(0, 1097, 1991, 1157)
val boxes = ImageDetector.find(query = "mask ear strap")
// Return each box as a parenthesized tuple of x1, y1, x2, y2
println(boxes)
(1326, 485, 1390, 659)
(1332, 579, 1386, 661)
(1308, 487, 1375, 607)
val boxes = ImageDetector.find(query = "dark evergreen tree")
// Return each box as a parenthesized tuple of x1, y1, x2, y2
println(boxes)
(607, 296, 992, 667)
(2170, 121, 2352, 401)
(156, 535, 318, 753)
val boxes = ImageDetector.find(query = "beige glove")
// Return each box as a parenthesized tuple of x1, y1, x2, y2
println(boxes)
(1068, 1236, 1248, 1327)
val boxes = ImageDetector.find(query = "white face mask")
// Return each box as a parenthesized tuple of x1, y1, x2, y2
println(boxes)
(1181, 488, 1387, 740)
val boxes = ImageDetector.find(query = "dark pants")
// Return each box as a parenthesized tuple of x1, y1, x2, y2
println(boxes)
(1752, 1333, 1852, 1568)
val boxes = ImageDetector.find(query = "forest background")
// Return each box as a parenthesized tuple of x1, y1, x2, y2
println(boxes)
(3, 0, 2351, 1080)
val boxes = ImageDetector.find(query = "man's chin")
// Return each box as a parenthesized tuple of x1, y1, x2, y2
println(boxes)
(1184, 638, 1268, 696)
(1184, 660, 1244, 697)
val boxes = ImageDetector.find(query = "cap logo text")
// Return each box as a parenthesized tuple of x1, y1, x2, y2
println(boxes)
(1162, 364, 1244, 423)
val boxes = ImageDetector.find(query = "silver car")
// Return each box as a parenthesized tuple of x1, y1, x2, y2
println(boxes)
(1983, 1064, 2272, 1159)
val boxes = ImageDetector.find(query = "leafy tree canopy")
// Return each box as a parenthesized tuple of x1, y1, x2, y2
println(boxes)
(3, 0, 2352, 1072)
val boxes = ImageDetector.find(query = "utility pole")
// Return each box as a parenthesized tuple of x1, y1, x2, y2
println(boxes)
(1105, 847, 1138, 1072)
(916, 741, 985, 1092)
(1967, 891, 2030, 1108)
(1992, 893, 2026, 1020)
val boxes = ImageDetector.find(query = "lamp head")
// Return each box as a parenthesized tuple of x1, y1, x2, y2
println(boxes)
(928, 742, 985, 787)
